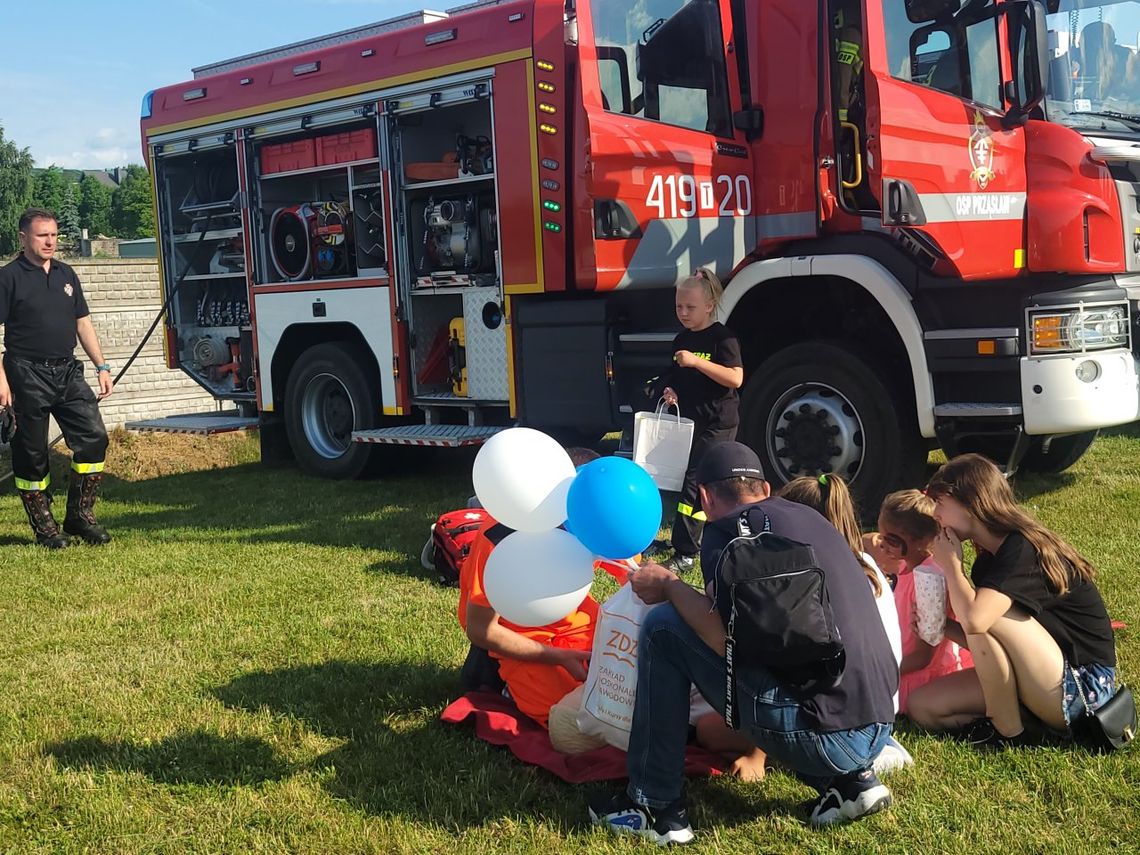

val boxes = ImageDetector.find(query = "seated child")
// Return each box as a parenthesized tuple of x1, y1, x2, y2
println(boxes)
(873, 490, 973, 716)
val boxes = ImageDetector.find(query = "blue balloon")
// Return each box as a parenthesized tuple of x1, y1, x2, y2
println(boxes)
(566, 456, 663, 559)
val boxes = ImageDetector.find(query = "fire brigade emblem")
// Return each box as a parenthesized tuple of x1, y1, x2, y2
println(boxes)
(968, 111, 995, 190)
(64, 282, 73, 297)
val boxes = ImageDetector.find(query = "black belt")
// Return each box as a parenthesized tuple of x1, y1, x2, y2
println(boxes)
(7, 355, 74, 367)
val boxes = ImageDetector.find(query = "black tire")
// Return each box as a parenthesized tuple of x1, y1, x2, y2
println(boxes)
(283, 342, 380, 479)
(1019, 430, 1098, 474)
(739, 341, 926, 518)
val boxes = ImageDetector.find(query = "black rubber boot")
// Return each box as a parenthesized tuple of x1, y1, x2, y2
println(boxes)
(63, 472, 111, 545)
(19, 490, 70, 549)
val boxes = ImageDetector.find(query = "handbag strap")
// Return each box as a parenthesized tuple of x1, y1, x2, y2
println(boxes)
(1070, 664, 1092, 718)
(655, 397, 681, 422)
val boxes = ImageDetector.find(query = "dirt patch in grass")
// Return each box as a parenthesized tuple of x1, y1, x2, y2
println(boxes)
(104, 429, 260, 480)
(1, 429, 261, 484)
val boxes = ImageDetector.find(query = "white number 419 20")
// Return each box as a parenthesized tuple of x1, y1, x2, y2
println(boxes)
(645, 173, 752, 219)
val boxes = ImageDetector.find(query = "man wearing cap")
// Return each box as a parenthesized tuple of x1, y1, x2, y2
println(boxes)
(589, 442, 898, 842)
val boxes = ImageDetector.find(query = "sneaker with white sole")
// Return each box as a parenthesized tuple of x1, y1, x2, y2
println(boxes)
(660, 553, 696, 574)
(808, 768, 892, 827)
(588, 792, 694, 845)
(871, 735, 914, 776)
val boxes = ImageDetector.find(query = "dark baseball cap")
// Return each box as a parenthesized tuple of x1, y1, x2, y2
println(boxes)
(695, 441, 765, 485)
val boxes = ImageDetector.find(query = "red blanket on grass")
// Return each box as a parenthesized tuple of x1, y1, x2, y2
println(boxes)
(441, 691, 725, 784)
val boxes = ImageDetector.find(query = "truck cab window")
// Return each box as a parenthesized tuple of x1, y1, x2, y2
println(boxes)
(590, 0, 733, 136)
(883, 0, 1004, 109)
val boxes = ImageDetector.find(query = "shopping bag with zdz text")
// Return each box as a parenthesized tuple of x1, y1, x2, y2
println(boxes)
(633, 399, 694, 492)
(577, 583, 659, 750)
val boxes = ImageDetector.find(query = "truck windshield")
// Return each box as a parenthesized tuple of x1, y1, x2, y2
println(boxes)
(1043, 0, 1140, 135)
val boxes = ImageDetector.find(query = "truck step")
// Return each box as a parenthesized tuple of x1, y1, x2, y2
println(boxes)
(125, 411, 260, 435)
(352, 424, 504, 447)
(933, 402, 1023, 417)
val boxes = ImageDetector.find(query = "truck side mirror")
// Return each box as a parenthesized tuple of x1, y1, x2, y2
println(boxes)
(1004, 0, 1048, 125)
(732, 108, 764, 141)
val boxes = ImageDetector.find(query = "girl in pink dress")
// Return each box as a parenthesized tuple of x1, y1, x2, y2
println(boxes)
(874, 490, 973, 716)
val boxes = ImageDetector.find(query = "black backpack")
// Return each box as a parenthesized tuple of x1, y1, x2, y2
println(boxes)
(711, 508, 846, 727)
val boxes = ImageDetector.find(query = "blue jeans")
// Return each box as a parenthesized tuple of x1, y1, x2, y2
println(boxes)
(626, 604, 892, 808)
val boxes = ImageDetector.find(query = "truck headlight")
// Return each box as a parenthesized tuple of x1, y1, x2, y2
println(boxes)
(1029, 304, 1129, 355)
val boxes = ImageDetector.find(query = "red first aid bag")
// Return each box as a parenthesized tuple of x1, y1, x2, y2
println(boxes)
(424, 508, 491, 586)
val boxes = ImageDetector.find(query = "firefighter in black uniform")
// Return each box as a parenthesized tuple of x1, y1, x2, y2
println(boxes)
(0, 208, 113, 547)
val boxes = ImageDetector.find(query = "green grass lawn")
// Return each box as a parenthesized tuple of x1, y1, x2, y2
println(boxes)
(1, 427, 1138, 854)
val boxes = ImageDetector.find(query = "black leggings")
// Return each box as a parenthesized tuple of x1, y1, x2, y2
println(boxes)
(670, 420, 738, 557)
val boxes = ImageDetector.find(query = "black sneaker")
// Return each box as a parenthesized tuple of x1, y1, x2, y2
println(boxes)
(808, 768, 892, 827)
(660, 553, 696, 574)
(588, 792, 694, 845)
(966, 717, 1033, 751)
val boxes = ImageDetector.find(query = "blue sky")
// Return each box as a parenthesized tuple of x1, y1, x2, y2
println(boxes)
(0, 0, 426, 169)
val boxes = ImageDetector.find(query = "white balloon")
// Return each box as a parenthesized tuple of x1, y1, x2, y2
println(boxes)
(472, 428, 575, 532)
(483, 529, 596, 628)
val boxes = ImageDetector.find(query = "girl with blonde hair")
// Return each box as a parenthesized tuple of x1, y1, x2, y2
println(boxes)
(907, 454, 1118, 748)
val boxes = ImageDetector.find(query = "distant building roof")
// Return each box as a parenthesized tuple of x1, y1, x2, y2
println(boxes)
(82, 169, 122, 189)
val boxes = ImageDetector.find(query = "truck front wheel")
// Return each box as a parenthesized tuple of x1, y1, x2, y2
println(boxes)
(284, 342, 379, 479)
(739, 341, 926, 516)
(1018, 430, 1098, 474)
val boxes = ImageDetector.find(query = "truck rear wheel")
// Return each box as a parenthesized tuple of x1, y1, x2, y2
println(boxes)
(739, 341, 926, 517)
(284, 342, 379, 479)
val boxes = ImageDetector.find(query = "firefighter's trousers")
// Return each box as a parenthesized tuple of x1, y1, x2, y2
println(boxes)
(3, 356, 108, 491)
(670, 419, 738, 558)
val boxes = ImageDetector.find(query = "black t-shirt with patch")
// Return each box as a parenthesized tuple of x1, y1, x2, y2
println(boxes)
(667, 322, 742, 427)
(701, 497, 898, 731)
(972, 531, 1116, 667)
(0, 255, 90, 360)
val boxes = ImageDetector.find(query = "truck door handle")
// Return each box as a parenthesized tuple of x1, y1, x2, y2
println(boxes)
(882, 178, 928, 227)
(594, 199, 643, 240)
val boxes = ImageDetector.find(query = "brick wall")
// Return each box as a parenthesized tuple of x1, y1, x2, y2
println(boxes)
(3, 258, 218, 429)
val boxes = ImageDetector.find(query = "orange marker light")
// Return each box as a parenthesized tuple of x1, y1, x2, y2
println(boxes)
(977, 340, 996, 355)
(1033, 316, 1064, 350)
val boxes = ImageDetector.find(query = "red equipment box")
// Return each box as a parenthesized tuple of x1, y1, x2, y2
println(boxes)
(261, 139, 316, 174)
(316, 129, 377, 165)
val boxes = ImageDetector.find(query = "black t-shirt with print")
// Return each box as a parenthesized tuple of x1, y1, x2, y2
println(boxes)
(0, 255, 91, 360)
(971, 531, 1116, 667)
(701, 497, 899, 731)
(667, 322, 742, 427)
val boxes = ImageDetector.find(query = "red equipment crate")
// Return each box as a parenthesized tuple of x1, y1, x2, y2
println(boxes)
(261, 139, 316, 174)
(316, 129, 377, 165)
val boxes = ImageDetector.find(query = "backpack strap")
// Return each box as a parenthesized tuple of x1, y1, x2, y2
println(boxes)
(484, 523, 514, 546)
(723, 506, 770, 729)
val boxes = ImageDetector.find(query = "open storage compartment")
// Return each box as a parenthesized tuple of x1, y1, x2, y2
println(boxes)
(389, 81, 504, 402)
(250, 118, 386, 284)
(154, 143, 253, 398)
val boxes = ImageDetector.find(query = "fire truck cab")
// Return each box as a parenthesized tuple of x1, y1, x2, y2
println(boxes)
(137, 0, 1140, 506)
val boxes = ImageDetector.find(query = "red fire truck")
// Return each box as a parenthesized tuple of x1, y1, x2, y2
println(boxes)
(136, 0, 1139, 507)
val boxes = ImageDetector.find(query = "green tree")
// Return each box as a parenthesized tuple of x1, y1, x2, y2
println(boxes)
(59, 183, 81, 248)
(32, 164, 68, 217)
(77, 173, 112, 237)
(109, 164, 155, 239)
(0, 125, 35, 256)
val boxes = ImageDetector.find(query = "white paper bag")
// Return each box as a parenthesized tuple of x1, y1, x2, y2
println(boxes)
(913, 565, 949, 646)
(578, 583, 659, 750)
(633, 399, 695, 492)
